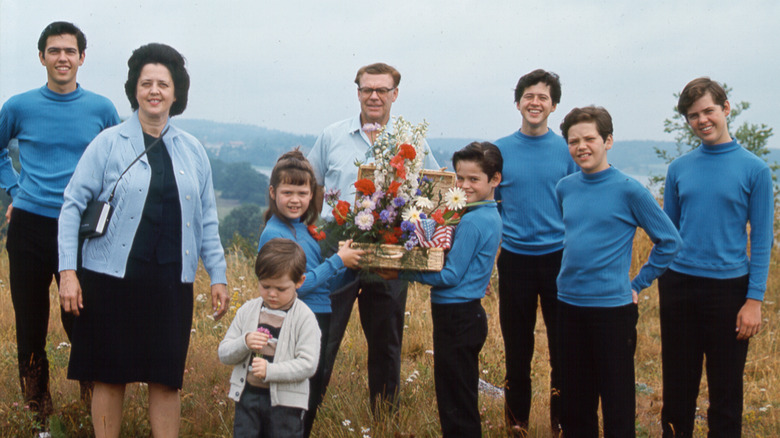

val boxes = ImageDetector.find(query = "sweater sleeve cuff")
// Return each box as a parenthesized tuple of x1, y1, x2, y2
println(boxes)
(327, 253, 345, 271)
(210, 271, 228, 286)
(59, 254, 78, 272)
(746, 287, 765, 302)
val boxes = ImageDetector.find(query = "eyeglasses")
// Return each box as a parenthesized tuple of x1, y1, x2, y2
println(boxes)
(358, 87, 395, 97)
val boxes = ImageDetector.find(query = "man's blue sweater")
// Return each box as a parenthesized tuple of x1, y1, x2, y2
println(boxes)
(664, 140, 774, 301)
(556, 167, 682, 307)
(258, 215, 345, 313)
(412, 203, 502, 304)
(494, 129, 578, 255)
(0, 84, 119, 217)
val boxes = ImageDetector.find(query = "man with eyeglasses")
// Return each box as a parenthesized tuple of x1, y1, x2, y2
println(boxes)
(307, 62, 438, 429)
(0, 21, 119, 435)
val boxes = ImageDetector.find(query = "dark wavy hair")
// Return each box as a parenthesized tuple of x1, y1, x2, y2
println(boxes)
(560, 106, 614, 142)
(38, 21, 86, 55)
(514, 69, 562, 105)
(452, 141, 503, 181)
(265, 148, 318, 227)
(125, 43, 189, 117)
(255, 238, 307, 283)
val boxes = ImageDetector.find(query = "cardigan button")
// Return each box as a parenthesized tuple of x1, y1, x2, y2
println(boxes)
(240, 378, 244, 383)
(235, 392, 240, 397)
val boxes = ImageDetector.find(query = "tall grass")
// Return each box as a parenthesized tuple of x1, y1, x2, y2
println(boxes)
(0, 232, 777, 437)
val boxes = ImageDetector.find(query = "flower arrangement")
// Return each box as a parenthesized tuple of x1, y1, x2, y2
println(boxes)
(318, 117, 453, 250)
(314, 116, 493, 270)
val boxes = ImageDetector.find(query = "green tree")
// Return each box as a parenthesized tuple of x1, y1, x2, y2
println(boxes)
(649, 85, 776, 193)
(219, 203, 265, 253)
(210, 158, 268, 205)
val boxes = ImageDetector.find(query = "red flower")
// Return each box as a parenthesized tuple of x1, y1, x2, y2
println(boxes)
(354, 178, 376, 196)
(334, 200, 350, 225)
(450, 212, 460, 222)
(307, 224, 326, 241)
(390, 154, 406, 179)
(431, 209, 445, 225)
(398, 143, 416, 160)
(387, 181, 402, 197)
(380, 230, 399, 244)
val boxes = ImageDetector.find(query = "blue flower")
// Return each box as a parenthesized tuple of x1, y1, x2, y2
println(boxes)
(393, 197, 406, 208)
(401, 220, 415, 232)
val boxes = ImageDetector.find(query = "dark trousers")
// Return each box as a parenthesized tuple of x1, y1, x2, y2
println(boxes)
(6, 208, 74, 420)
(325, 272, 408, 411)
(432, 300, 488, 438)
(558, 301, 638, 438)
(659, 269, 750, 438)
(303, 312, 331, 438)
(497, 249, 562, 428)
(234, 386, 304, 438)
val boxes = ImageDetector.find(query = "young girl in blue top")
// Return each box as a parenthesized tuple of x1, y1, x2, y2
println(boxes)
(398, 142, 503, 437)
(256, 149, 363, 437)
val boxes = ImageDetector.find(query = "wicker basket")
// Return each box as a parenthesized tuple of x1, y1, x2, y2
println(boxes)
(346, 165, 454, 272)
(340, 241, 446, 271)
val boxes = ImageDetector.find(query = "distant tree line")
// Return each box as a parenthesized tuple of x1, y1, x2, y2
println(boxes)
(209, 155, 268, 253)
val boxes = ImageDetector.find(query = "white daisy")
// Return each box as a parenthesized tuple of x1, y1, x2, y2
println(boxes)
(402, 206, 423, 223)
(444, 187, 468, 210)
(415, 196, 434, 210)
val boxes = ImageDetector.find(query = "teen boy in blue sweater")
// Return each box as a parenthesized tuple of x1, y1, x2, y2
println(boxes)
(555, 106, 681, 437)
(493, 69, 577, 436)
(0, 21, 119, 425)
(659, 78, 774, 437)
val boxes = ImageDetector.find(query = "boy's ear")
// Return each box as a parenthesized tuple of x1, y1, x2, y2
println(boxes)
(605, 135, 614, 150)
(295, 274, 306, 289)
(490, 172, 502, 187)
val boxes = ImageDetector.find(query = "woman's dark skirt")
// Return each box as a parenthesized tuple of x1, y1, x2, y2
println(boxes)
(67, 259, 194, 389)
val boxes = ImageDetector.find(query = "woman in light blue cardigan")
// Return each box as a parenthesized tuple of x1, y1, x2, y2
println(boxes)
(57, 43, 227, 438)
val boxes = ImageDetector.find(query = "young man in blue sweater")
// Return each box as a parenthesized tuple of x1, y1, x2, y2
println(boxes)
(555, 106, 681, 437)
(0, 21, 119, 426)
(494, 69, 578, 436)
(659, 78, 773, 437)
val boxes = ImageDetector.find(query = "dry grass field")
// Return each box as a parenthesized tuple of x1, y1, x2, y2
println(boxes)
(0, 231, 778, 437)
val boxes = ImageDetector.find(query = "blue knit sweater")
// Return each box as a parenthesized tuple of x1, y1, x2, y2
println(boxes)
(0, 85, 119, 217)
(664, 140, 774, 301)
(258, 215, 345, 313)
(556, 167, 682, 307)
(412, 203, 502, 304)
(494, 129, 578, 255)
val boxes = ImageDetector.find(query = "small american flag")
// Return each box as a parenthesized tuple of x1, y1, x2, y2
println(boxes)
(414, 219, 453, 249)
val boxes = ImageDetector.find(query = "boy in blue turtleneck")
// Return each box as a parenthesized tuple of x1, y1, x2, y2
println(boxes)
(555, 106, 681, 437)
(0, 21, 119, 426)
(403, 142, 502, 438)
(658, 78, 774, 437)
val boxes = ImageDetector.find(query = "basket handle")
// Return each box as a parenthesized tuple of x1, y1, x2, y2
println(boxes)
(374, 251, 404, 260)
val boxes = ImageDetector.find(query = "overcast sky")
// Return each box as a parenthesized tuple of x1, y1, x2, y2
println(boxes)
(2, 0, 779, 145)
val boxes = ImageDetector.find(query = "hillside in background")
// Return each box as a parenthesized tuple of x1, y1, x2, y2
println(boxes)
(173, 119, 317, 167)
(175, 118, 780, 184)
